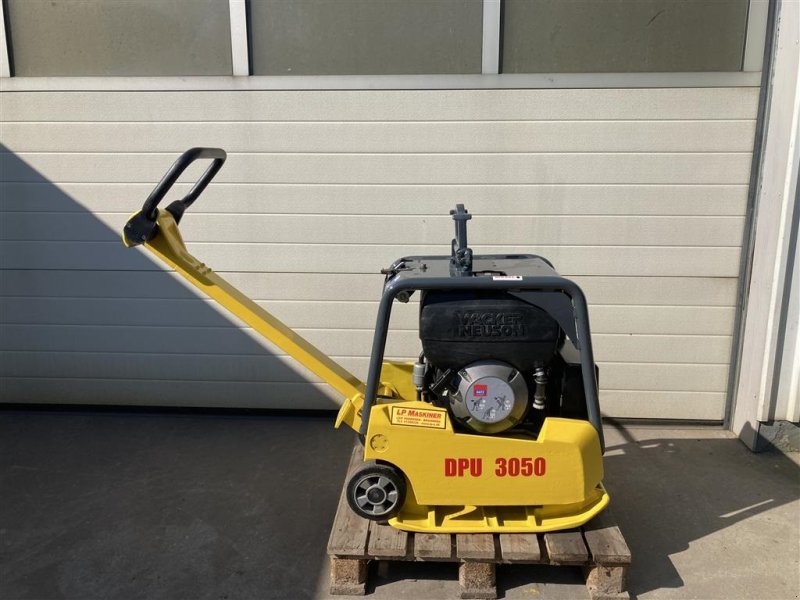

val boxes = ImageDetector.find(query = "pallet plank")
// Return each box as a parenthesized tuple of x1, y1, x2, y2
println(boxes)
(544, 529, 589, 565)
(367, 521, 409, 558)
(414, 533, 453, 560)
(327, 444, 370, 557)
(583, 509, 631, 566)
(498, 533, 543, 563)
(456, 534, 496, 561)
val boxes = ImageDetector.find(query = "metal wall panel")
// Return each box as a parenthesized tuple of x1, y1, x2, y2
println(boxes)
(0, 88, 760, 121)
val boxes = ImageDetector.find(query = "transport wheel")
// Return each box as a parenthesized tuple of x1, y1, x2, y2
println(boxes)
(346, 464, 406, 521)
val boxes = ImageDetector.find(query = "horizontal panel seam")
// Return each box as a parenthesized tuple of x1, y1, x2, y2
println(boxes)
(0, 213, 752, 218)
(0, 241, 746, 249)
(0, 269, 744, 278)
(0, 182, 753, 187)
(0, 211, 749, 219)
(3, 151, 756, 156)
(0, 119, 760, 125)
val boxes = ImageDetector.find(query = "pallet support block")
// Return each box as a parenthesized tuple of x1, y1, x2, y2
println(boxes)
(330, 558, 368, 596)
(585, 565, 629, 600)
(458, 561, 497, 600)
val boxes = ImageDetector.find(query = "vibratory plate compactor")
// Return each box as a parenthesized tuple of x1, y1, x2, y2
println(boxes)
(123, 148, 609, 534)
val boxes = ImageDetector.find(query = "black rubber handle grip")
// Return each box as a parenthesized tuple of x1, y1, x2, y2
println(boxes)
(124, 147, 226, 246)
(142, 147, 227, 220)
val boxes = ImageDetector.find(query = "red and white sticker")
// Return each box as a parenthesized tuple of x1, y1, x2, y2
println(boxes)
(473, 384, 488, 397)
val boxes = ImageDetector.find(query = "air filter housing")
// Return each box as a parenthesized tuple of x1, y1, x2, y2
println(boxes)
(419, 290, 561, 373)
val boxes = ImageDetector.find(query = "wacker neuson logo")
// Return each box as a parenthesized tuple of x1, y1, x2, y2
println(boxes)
(456, 312, 524, 337)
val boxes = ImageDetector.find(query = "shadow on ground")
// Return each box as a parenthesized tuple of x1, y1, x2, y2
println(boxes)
(0, 409, 356, 600)
(602, 426, 800, 600)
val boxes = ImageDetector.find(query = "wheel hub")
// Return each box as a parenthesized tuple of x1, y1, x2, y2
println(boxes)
(366, 486, 386, 504)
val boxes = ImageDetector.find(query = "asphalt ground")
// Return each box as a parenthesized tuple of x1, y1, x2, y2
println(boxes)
(1, 409, 798, 600)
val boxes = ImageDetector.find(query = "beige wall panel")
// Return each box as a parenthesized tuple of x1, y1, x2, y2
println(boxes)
(0, 377, 341, 409)
(2, 212, 745, 248)
(0, 324, 732, 365)
(0, 376, 726, 419)
(598, 391, 726, 420)
(2, 152, 752, 185)
(0, 86, 759, 419)
(599, 362, 729, 392)
(572, 276, 738, 307)
(0, 270, 739, 306)
(0, 88, 759, 122)
(0, 297, 736, 335)
(0, 353, 728, 393)
(0, 241, 742, 276)
(1, 182, 749, 216)
(0, 120, 756, 153)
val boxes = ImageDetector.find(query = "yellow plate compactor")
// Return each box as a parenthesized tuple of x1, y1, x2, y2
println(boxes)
(123, 148, 609, 534)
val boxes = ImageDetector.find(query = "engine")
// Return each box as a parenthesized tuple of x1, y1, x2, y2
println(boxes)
(415, 288, 592, 435)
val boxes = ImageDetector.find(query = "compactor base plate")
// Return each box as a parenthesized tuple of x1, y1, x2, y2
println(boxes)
(328, 445, 630, 599)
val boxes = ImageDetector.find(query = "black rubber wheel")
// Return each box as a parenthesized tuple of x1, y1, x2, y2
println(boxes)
(346, 463, 406, 521)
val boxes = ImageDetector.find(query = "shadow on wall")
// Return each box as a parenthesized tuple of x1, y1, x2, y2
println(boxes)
(0, 144, 338, 409)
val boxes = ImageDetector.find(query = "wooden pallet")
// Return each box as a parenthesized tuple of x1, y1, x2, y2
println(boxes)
(327, 445, 631, 599)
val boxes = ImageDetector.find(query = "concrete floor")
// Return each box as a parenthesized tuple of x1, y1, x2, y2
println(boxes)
(0, 409, 798, 600)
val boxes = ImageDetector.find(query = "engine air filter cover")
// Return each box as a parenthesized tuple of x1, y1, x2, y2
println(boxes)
(419, 290, 561, 372)
(449, 360, 529, 434)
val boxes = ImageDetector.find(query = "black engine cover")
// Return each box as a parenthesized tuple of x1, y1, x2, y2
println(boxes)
(419, 290, 561, 372)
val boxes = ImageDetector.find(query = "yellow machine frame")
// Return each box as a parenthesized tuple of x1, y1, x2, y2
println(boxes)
(122, 149, 609, 533)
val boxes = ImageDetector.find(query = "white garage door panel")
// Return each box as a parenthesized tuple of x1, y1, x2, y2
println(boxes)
(599, 391, 726, 420)
(0, 377, 341, 409)
(1, 182, 749, 217)
(0, 88, 760, 122)
(1, 212, 746, 248)
(0, 377, 727, 420)
(0, 297, 736, 335)
(599, 363, 728, 393)
(0, 352, 728, 393)
(0, 86, 758, 419)
(0, 241, 742, 276)
(0, 323, 732, 365)
(2, 152, 752, 185)
(0, 270, 739, 306)
(0, 120, 756, 153)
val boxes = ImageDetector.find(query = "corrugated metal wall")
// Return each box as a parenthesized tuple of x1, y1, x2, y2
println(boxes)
(0, 87, 758, 419)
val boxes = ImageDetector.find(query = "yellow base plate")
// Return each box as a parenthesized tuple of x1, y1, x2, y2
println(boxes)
(388, 484, 610, 533)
